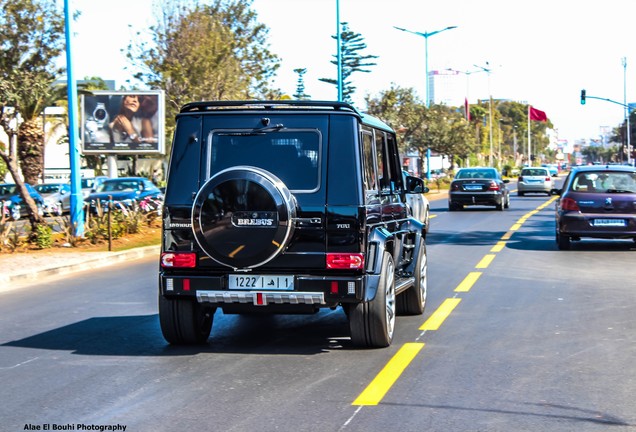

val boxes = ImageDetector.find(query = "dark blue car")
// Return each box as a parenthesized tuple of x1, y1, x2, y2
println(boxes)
(85, 177, 163, 214)
(0, 183, 45, 220)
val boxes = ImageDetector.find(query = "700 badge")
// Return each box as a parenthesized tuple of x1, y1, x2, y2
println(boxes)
(229, 274, 294, 290)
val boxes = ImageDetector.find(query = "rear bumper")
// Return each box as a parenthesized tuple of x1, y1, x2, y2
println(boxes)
(558, 213, 636, 239)
(449, 191, 503, 206)
(518, 182, 551, 193)
(160, 273, 365, 307)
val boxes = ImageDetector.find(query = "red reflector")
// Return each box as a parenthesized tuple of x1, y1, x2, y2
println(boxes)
(183, 279, 190, 291)
(161, 252, 196, 268)
(256, 292, 265, 305)
(331, 281, 339, 294)
(326, 253, 364, 269)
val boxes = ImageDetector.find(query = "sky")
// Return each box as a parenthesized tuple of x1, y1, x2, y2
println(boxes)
(70, 0, 636, 145)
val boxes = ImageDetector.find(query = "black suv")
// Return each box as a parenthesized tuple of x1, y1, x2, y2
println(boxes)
(159, 101, 428, 348)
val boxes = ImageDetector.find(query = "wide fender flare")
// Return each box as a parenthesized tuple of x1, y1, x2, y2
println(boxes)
(363, 226, 394, 302)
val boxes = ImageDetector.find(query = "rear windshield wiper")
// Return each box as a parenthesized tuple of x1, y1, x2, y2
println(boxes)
(252, 124, 285, 133)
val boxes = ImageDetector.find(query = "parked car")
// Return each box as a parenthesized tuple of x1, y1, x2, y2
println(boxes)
(158, 100, 428, 348)
(0, 183, 45, 220)
(85, 177, 163, 214)
(34, 183, 72, 216)
(553, 164, 636, 250)
(517, 167, 554, 196)
(403, 170, 430, 235)
(448, 167, 510, 211)
(81, 176, 109, 198)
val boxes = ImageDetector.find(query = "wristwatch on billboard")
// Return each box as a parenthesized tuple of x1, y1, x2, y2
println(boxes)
(92, 103, 108, 128)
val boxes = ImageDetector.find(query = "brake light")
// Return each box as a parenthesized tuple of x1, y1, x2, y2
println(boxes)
(545, 176, 551, 181)
(560, 197, 580, 212)
(488, 180, 500, 191)
(518, 176, 523, 182)
(161, 252, 197, 268)
(326, 253, 364, 269)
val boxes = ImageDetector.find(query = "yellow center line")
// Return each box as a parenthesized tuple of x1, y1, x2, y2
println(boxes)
(352, 342, 425, 406)
(501, 231, 513, 240)
(419, 298, 462, 331)
(475, 254, 496, 269)
(490, 241, 506, 253)
(455, 272, 482, 292)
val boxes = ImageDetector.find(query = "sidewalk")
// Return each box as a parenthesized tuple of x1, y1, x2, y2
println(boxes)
(0, 190, 448, 290)
(0, 245, 160, 291)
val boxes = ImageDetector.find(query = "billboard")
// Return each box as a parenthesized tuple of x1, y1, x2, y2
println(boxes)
(81, 90, 165, 154)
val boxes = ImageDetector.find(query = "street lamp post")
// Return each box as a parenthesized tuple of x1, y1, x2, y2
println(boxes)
(473, 62, 494, 167)
(622, 57, 632, 165)
(394, 25, 457, 179)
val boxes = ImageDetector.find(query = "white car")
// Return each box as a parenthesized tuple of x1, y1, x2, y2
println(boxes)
(403, 171, 430, 235)
(517, 167, 554, 196)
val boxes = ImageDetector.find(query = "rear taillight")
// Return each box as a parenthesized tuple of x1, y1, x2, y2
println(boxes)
(545, 176, 551, 181)
(488, 180, 500, 191)
(161, 252, 197, 268)
(326, 253, 364, 270)
(560, 197, 580, 212)
(518, 176, 524, 182)
(451, 182, 460, 191)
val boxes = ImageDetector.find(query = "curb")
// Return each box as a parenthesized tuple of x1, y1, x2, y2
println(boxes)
(1, 245, 160, 290)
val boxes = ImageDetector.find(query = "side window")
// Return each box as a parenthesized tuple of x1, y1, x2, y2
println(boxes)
(361, 130, 377, 192)
(375, 131, 390, 193)
(386, 134, 402, 192)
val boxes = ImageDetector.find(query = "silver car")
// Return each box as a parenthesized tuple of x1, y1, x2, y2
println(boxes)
(517, 167, 554, 196)
(34, 183, 72, 215)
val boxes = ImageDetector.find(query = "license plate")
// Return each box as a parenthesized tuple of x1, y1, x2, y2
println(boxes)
(593, 219, 626, 227)
(228, 274, 294, 290)
(464, 185, 482, 191)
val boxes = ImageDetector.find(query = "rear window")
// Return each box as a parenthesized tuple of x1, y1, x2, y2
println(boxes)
(208, 129, 320, 192)
(571, 171, 636, 193)
(521, 168, 549, 176)
(456, 169, 497, 179)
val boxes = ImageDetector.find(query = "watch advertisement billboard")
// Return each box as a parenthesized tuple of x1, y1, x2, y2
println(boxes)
(81, 90, 165, 154)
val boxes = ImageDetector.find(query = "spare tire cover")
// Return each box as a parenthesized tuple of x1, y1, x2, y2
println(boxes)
(192, 166, 296, 269)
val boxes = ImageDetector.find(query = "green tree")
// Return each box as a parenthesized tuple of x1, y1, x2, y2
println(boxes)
(0, 0, 65, 233)
(126, 0, 281, 156)
(321, 22, 378, 104)
(293, 68, 310, 100)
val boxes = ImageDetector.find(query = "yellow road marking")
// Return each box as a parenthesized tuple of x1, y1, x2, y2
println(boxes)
(501, 231, 513, 240)
(455, 272, 482, 292)
(490, 241, 506, 252)
(419, 298, 461, 331)
(352, 342, 425, 406)
(510, 223, 522, 231)
(475, 254, 495, 269)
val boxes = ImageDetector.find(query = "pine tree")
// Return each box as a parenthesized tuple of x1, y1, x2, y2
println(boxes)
(293, 68, 310, 100)
(320, 22, 378, 104)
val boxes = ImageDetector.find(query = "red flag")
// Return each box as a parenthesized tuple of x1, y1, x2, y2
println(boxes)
(529, 106, 547, 122)
(464, 98, 470, 121)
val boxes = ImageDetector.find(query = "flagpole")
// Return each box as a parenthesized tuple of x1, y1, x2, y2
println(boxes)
(527, 105, 531, 166)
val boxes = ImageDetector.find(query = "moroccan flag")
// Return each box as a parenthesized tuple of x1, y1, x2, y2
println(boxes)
(529, 106, 547, 122)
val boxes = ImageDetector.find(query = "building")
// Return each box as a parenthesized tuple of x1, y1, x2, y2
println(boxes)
(428, 69, 464, 107)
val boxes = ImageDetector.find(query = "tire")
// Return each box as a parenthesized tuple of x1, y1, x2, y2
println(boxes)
(55, 202, 63, 217)
(504, 194, 510, 209)
(159, 295, 215, 344)
(349, 252, 396, 348)
(556, 230, 571, 250)
(518, 191, 524, 197)
(192, 167, 296, 270)
(397, 239, 427, 315)
(496, 201, 503, 211)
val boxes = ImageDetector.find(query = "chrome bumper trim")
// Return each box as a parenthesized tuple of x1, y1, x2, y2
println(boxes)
(196, 290, 325, 305)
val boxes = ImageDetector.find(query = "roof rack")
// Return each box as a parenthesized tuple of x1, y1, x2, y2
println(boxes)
(179, 100, 360, 115)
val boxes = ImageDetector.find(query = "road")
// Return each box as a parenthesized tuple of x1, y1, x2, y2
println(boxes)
(1, 188, 636, 432)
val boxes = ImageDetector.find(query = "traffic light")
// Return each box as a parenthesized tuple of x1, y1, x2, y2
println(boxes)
(580, 89, 586, 105)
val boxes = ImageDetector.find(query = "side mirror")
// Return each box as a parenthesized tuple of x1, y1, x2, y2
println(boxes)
(405, 175, 425, 193)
